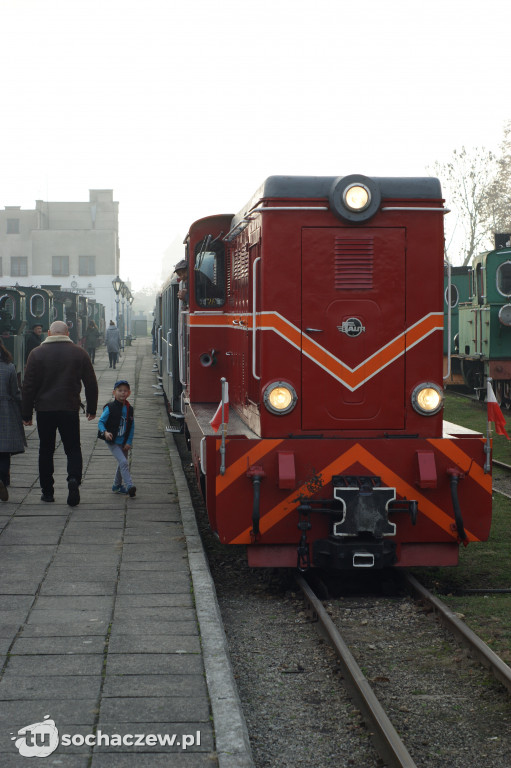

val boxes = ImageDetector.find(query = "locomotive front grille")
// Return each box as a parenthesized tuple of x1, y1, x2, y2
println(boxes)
(334, 236, 374, 290)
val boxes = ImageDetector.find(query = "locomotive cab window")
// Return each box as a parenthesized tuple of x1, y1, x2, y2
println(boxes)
(496, 260, 511, 297)
(194, 236, 225, 308)
(445, 284, 459, 308)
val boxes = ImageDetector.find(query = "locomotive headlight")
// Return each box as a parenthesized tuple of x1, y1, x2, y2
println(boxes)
(498, 303, 511, 327)
(344, 184, 370, 212)
(263, 382, 297, 415)
(411, 383, 444, 416)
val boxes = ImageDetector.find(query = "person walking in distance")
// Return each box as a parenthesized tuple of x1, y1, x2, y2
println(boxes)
(0, 340, 27, 501)
(98, 379, 136, 497)
(84, 320, 100, 364)
(21, 320, 98, 506)
(105, 320, 121, 369)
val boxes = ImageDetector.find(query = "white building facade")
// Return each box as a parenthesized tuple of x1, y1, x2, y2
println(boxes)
(0, 189, 121, 323)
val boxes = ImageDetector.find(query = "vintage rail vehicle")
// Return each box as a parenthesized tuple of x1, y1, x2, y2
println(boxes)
(450, 247, 511, 406)
(157, 174, 493, 570)
(443, 264, 470, 386)
(0, 284, 105, 379)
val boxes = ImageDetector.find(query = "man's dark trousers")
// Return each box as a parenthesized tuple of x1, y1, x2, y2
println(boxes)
(36, 411, 82, 494)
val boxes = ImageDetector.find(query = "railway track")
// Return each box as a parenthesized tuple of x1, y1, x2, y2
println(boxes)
(296, 572, 511, 768)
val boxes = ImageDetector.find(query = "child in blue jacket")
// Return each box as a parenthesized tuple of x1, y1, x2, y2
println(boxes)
(98, 379, 136, 497)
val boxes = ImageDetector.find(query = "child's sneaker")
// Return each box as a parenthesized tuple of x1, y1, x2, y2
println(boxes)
(112, 484, 128, 494)
(128, 486, 136, 498)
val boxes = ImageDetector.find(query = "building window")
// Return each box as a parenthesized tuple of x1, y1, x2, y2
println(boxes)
(52, 255, 69, 276)
(11, 257, 28, 277)
(7, 218, 20, 234)
(79, 255, 96, 276)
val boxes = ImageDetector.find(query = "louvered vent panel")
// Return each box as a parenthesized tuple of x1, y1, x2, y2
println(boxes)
(334, 238, 374, 290)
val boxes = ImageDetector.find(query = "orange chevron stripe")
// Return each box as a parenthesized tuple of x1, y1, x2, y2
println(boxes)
(427, 438, 492, 494)
(230, 443, 479, 544)
(189, 311, 443, 391)
(216, 439, 284, 495)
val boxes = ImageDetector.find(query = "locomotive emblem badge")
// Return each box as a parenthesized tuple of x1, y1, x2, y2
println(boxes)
(337, 317, 366, 337)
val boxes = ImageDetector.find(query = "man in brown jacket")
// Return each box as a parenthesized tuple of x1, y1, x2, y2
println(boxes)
(22, 320, 98, 506)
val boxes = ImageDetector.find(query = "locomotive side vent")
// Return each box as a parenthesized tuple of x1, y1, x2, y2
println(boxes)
(334, 237, 374, 290)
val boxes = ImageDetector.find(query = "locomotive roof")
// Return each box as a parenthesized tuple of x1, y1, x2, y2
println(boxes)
(232, 175, 442, 226)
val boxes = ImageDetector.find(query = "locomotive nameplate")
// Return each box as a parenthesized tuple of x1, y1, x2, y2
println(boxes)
(337, 317, 366, 337)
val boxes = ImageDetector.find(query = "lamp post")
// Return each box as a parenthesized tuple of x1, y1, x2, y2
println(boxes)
(127, 293, 134, 336)
(120, 282, 127, 348)
(112, 276, 122, 328)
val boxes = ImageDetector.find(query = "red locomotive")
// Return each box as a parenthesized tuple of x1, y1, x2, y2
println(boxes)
(159, 175, 492, 570)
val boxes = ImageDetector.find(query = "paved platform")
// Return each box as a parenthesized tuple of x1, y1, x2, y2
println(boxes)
(0, 338, 253, 768)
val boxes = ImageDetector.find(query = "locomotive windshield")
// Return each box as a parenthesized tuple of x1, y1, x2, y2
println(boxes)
(497, 260, 511, 297)
(194, 236, 226, 307)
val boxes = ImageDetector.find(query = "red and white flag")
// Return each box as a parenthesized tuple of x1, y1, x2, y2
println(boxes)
(487, 381, 510, 439)
(210, 381, 229, 433)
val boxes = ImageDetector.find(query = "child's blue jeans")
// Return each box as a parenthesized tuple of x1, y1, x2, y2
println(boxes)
(108, 443, 134, 488)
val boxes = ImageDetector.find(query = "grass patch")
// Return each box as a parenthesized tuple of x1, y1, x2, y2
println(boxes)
(443, 391, 511, 463)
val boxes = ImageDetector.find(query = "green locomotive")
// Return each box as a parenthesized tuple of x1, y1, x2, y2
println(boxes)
(455, 245, 511, 405)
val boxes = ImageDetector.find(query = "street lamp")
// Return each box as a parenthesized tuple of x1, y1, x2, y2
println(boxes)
(127, 293, 134, 336)
(120, 282, 127, 347)
(112, 276, 122, 327)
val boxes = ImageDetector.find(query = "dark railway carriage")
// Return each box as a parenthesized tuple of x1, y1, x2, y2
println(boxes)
(166, 175, 492, 570)
(49, 291, 88, 344)
(0, 287, 27, 379)
(158, 275, 182, 415)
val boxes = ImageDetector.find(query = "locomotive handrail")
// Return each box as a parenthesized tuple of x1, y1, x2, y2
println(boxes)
(381, 207, 450, 213)
(444, 261, 451, 381)
(252, 256, 261, 380)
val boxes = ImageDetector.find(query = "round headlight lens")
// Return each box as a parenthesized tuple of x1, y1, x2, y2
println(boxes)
(411, 383, 444, 416)
(344, 184, 370, 211)
(263, 382, 297, 415)
(499, 303, 511, 327)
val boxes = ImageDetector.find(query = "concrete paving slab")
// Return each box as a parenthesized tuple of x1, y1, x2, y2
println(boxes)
(105, 654, 203, 676)
(112, 606, 196, 622)
(0, 596, 34, 611)
(0, 755, 89, 767)
(0, 675, 103, 700)
(113, 594, 193, 608)
(11, 636, 106, 654)
(21, 620, 109, 637)
(107, 635, 201, 655)
(39, 582, 117, 597)
(109, 621, 197, 637)
(0, 699, 99, 728)
(6, 655, 105, 676)
(116, 573, 190, 594)
(32, 596, 114, 611)
(91, 754, 215, 767)
(98, 697, 210, 723)
(102, 674, 208, 699)
(0, 578, 50, 595)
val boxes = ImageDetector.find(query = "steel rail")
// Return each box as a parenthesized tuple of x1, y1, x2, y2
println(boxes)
(403, 572, 511, 694)
(493, 458, 511, 473)
(295, 575, 418, 768)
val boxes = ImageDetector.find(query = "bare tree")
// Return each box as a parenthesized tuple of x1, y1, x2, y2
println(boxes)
(431, 146, 497, 265)
(485, 120, 511, 237)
